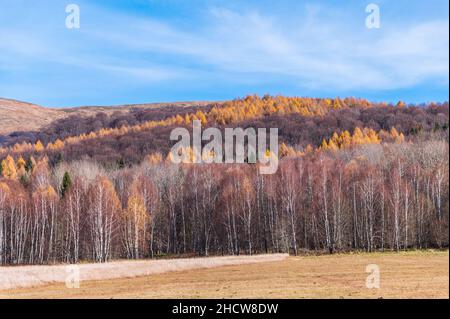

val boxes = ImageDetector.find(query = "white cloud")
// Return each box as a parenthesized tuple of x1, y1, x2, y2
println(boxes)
(0, 2, 448, 93)
(81, 5, 448, 91)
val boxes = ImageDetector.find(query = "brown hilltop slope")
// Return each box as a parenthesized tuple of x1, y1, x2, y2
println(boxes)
(0, 98, 64, 135)
(0, 98, 212, 135)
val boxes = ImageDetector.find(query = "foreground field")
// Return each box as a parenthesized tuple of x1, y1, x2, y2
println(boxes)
(0, 251, 448, 299)
(0, 254, 288, 290)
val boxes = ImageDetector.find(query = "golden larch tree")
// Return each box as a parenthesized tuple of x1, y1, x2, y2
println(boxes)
(1, 155, 17, 180)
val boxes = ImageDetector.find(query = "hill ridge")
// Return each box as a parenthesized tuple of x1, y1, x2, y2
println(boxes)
(0, 97, 212, 135)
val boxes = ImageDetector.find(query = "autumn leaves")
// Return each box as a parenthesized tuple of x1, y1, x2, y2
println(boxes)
(0, 96, 406, 161)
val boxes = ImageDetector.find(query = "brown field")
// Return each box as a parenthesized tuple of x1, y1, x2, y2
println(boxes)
(0, 250, 448, 299)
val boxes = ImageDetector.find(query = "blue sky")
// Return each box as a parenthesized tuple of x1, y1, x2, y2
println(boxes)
(0, 0, 448, 107)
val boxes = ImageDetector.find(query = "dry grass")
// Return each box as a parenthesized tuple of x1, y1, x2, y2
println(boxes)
(0, 254, 288, 291)
(0, 98, 64, 135)
(0, 250, 447, 299)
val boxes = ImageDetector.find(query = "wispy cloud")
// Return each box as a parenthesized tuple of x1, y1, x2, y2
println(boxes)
(0, 0, 448, 105)
(82, 5, 449, 90)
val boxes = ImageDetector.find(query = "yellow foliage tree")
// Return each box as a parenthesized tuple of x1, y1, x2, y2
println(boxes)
(389, 127, 404, 143)
(16, 156, 27, 178)
(396, 101, 406, 108)
(16, 156, 26, 170)
(340, 130, 352, 148)
(195, 111, 207, 125)
(331, 132, 341, 147)
(34, 140, 44, 152)
(352, 127, 365, 145)
(145, 152, 163, 165)
(175, 114, 184, 125)
(47, 139, 64, 150)
(327, 139, 339, 151)
(279, 143, 297, 158)
(1, 155, 17, 180)
(184, 114, 192, 125)
(320, 139, 329, 150)
(122, 193, 149, 259)
(365, 128, 381, 144)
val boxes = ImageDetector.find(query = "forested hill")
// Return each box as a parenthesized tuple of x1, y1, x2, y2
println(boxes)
(0, 95, 448, 166)
(0, 97, 212, 140)
(0, 95, 448, 265)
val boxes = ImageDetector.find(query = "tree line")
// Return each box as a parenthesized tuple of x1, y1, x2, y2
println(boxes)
(1, 95, 447, 158)
(0, 138, 447, 265)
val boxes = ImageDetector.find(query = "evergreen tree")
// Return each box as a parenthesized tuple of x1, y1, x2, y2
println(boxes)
(61, 171, 72, 197)
(25, 157, 35, 173)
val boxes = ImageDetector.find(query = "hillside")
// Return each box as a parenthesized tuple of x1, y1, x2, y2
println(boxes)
(0, 98, 212, 136)
(0, 99, 64, 135)
(1, 95, 448, 165)
(0, 94, 448, 267)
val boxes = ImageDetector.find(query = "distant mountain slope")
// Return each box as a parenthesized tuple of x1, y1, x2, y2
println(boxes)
(0, 98, 64, 135)
(0, 98, 212, 136)
(1, 95, 448, 167)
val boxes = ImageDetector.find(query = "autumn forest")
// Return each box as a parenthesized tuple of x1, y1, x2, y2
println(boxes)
(0, 95, 448, 265)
